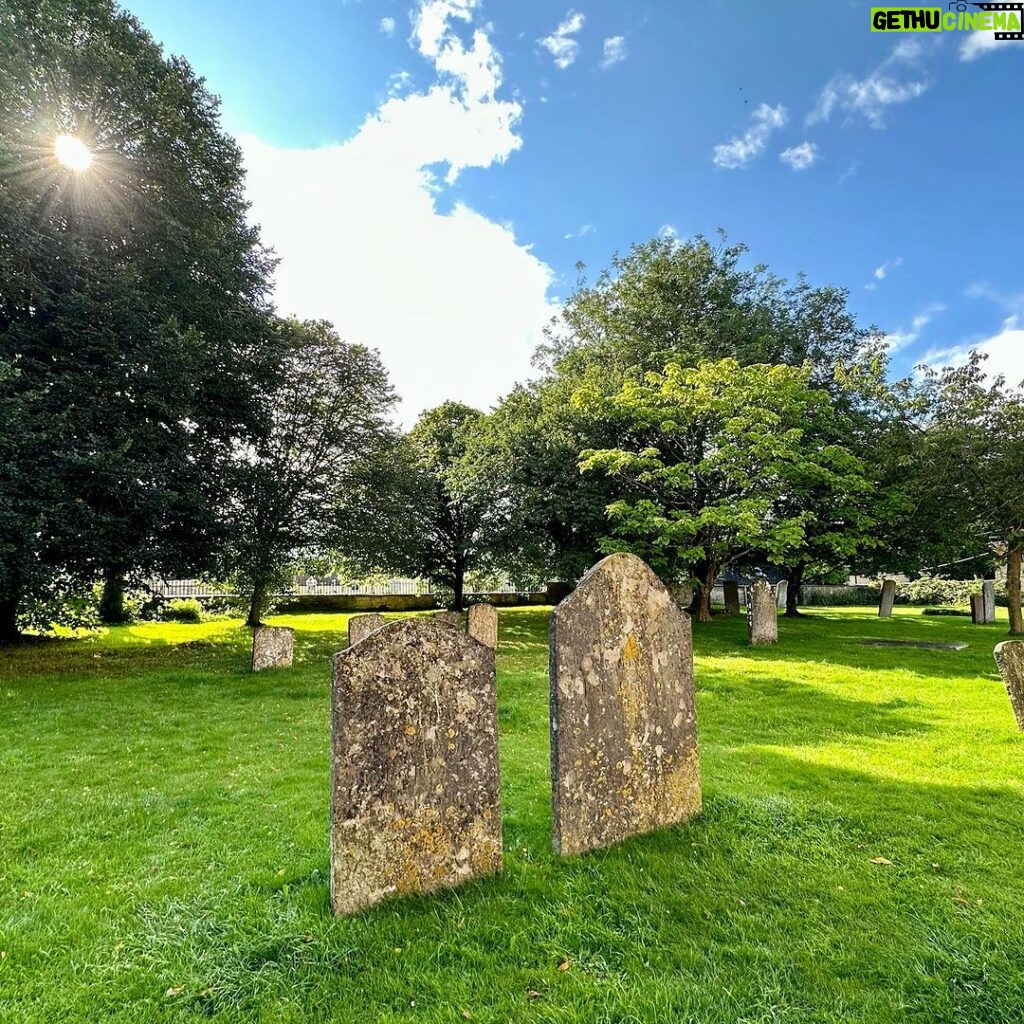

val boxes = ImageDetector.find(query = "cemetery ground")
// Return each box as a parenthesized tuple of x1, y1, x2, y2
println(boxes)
(3, 609, 1024, 1023)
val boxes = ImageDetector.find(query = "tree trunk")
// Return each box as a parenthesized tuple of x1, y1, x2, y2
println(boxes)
(246, 583, 267, 628)
(452, 568, 466, 612)
(695, 564, 719, 624)
(0, 590, 20, 645)
(1007, 544, 1023, 636)
(785, 562, 805, 618)
(98, 570, 130, 624)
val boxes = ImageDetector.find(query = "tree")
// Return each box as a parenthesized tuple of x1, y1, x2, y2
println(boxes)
(916, 355, 1024, 634)
(480, 233, 883, 588)
(221, 320, 397, 627)
(578, 359, 870, 622)
(377, 403, 506, 610)
(0, 0, 278, 636)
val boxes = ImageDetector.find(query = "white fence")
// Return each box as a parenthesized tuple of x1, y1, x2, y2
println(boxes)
(149, 578, 533, 599)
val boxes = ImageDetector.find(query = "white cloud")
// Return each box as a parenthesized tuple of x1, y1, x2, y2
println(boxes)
(712, 103, 787, 169)
(874, 257, 903, 282)
(241, 0, 557, 424)
(564, 222, 595, 240)
(540, 10, 585, 70)
(922, 318, 1024, 389)
(779, 141, 819, 171)
(380, 16, 396, 36)
(659, 223, 678, 239)
(601, 36, 627, 69)
(808, 43, 928, 128)
(883, 303, 945, 353)
(960, 30, 1024, 61)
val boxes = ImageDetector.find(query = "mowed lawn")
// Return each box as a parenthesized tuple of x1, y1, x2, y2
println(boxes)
(2, 608, 1024, 1023)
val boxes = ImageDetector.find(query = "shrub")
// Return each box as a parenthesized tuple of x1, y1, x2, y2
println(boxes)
(161, 598, 203, 623)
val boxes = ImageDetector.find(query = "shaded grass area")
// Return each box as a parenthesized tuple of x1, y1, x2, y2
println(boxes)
(2, 608, 1023, 1022)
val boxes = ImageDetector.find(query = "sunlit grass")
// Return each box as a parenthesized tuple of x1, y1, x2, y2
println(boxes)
(2, 607, 1023, 1022)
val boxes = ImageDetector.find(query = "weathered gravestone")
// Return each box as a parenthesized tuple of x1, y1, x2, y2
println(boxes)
(878, 579, 897, 619)
(776, 581, 789, 610)
(348, 613, 386, 647)
(747, 581, 778, 646)
(467, 603, 498, 649)
(330, 619, 502, 915)
(549, 552, 701, 857)
(434, 611, 464, 629)
(993, 641, 1024, 732)
(251, 626, 294, 672)
(971, 594, 985, 626)
(723, 581, 741, 615)
(983, 581, 997, 624)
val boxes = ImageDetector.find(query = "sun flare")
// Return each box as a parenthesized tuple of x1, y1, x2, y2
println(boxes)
(54, 134, 92, 172)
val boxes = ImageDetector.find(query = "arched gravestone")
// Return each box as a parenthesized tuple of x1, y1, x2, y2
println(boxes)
(467, 604, 498, 649)
(878, 579, 897, 618)
(549, 553, 701, 857)
(348, 613, 386, 647)
(251, 626, 294, 672)
(994, 641, 1024, 732)
(747, 581, 778, 646)
(330, 619, 502, 915)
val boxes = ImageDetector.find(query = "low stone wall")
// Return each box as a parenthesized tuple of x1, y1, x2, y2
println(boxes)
(272, 589, 554, 614)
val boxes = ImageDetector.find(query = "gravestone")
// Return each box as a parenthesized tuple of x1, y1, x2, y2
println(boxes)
(348, 613, 386, 647)
(549, 553, 701, 857)
(723, 581, 741, 615)
(251, 626, 294, 672)
(776, 581, 789, 610)
(669, 582, 694, 611)
(994, 641, 1024, 732)
(982, 581, 997, 624)
(467, 604, 498, 649)
(330, 619, 502, 915)
(878, 579, 897, 618)
(747, 581, 778, 646)
(434, 611, 464, 629)
(971, 594, 985, 626)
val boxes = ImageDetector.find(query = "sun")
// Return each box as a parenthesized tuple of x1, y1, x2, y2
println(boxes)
(54, 134, 93, 172)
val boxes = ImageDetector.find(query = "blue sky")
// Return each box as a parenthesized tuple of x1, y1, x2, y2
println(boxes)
(124, 0, 1023, 422)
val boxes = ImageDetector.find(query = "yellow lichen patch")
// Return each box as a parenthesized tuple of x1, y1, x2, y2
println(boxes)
(623, 634, 640, 661)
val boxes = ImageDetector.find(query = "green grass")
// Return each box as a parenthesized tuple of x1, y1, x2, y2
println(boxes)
(2, 607, 1024, 1022)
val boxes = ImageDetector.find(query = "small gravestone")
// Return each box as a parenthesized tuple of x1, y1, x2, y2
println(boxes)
(878, 579, 897, 618)
(994, 641, 1024, 732)
(251, 626, 294, 672)
(348, 613, 386, 647)
(971, 594, 985, 626)
(330, 619, 502, 915)
(549, 553, 701, 857)
(982, 581, 996, 624)
(747, 581, 778, 645)
(723, 581, 741, 615)
(434, 611, 464, 629)
(863, 639, 968, 652)
(776, 581, 789, 610)
(467, 604, 498, 649)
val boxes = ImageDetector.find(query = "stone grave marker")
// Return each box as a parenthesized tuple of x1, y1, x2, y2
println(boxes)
(747, 581, 778, 646)
(549, 552, 701, 857)
(776, 581, 789, 610)
(251, 626, 294, 672)
(330, 619, 501, 915)
(878, 579, 897, 618)
(348, 613, 386, 647)
(982, 581, 997, 624)
(723, 581, 741, 615)
(971, 594, 985, 626)
(467, 604, 498, 649)
(994, 641, 1024, 732)
(434, 611, 464, 629)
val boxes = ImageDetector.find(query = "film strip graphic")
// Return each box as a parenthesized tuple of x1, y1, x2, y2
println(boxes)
(970, 2, 1024, 40)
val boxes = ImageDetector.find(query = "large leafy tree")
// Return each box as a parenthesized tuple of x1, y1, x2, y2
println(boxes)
(479, 233, 883, 588)
(221, 319, 397, 627)
(915, 355, 1024, 634)
(0, 0, 277, 636)
(578, 359, 871, 622)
